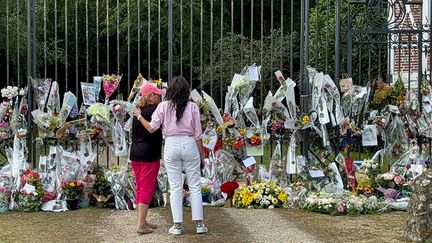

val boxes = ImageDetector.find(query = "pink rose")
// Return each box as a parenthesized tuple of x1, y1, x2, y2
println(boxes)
(394, 175, 403, 185)
(337, 204, 345, 214)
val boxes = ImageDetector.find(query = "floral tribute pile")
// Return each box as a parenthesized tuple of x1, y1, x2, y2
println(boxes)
(0, 63, 430, 216)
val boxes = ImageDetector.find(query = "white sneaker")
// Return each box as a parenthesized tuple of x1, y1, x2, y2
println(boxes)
(169, 224, 182, 235)
(196, 223, 208, 234)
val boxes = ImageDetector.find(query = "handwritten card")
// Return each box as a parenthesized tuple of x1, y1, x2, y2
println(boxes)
(242, 156, 257, 168)
(248, 66, 259, 81)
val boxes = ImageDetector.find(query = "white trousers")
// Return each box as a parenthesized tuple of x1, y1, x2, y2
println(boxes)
(164, 135, 203, 223)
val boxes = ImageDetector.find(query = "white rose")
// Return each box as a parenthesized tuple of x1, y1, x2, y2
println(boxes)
(382, 172, 395, 180)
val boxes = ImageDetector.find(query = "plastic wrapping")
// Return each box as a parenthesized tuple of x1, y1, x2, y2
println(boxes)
(224, 85, 239, 119)
(215, 150, 237, 183)
(111, 119, 128, 157)
(31, 78, 52, 110)
(202, 91, 223, 125)
(0, 173, 12, 212)
(286, 131, 298, 174)
(257, 164, 270, 182)
(106, 165, 135, 210)
(157, 161, 169, 207)
(390, 146, 419, 175)
(385, 115, 408, 158)
(269, 141, 289, 186)
(102, 74, 122, 105)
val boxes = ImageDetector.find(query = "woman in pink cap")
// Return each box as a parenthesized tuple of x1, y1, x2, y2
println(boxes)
(134, 76, 208, 235)
(130, 83, 163, 234)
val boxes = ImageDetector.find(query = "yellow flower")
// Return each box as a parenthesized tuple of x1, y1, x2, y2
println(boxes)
(69, 182, 76, 187)
(155, 78, 163, 86)
(239, 128, 247, 136)
(241, 191, 254, 206)
(301, 115, 310, 125)
(277, 190, 287, 203)
(216, 125, 224, 134)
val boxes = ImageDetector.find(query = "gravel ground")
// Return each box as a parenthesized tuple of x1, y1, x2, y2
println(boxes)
(0, 206, 408, 243)
(96, 207, 407, 243)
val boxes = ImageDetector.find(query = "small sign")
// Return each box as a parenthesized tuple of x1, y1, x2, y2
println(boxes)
(242, 156, 257, 168)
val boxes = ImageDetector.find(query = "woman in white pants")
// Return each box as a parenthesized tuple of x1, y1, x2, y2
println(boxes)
(134, 76, 208, 235)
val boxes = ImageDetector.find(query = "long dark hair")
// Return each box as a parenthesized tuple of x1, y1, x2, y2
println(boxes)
(164, 76, 191, 122)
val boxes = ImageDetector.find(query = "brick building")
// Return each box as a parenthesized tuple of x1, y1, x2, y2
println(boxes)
(390, 0, 430, 90)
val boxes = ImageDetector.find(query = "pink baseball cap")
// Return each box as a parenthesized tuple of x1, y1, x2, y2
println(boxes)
(140, 83, 164, 96)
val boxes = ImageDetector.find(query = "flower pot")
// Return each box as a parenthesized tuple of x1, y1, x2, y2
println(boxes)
(202, 192, 210, 203)
(66, 199, 79, 210)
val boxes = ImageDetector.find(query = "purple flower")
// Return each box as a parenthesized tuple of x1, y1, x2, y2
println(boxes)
(270, 121, 284, 133)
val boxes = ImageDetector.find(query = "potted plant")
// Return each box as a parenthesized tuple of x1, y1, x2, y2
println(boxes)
(201, 184, 211, 203)
(62, 181, 85, 210)
(92, 173, 113, 208)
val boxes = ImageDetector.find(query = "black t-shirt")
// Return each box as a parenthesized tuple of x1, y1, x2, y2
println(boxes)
(129, 105, 163, 162)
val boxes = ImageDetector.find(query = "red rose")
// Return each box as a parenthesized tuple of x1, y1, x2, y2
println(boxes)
(220, 181, 239, 197)
(232, 138, 244, 150)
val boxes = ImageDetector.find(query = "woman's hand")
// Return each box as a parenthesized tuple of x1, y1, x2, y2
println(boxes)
(134, 107, 141, 118)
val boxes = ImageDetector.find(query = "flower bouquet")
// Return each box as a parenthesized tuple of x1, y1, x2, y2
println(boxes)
(0, 121, 12, 143)
(1, 86, 19, 100)
(90, 165, 114, 208)
(32, 112, 61, 139)
(301, 191, 387, 216)
(375, 172, 408, 203)
(0, 174, 12, 213)
(353, 177, 375, 196)
(233, 181, 288, 209)
(106, 165, 135, 210)
(61, 180, 85, 210)
(220, 181, 239, 207)
(14, 170, 45, 212)
(102, 74, 122, 104)
(356, 158, 380, 180)
(31, 78, 52, 110)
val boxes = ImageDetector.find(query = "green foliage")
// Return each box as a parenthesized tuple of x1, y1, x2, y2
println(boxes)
(199, 29, 300, 104)
(308, 0, 388, 85)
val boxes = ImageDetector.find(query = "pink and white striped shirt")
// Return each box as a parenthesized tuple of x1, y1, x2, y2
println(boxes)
(149, 101, 202, 140)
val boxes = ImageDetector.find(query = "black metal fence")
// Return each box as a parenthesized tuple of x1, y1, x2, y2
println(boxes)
(0, 0, 431, 166)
